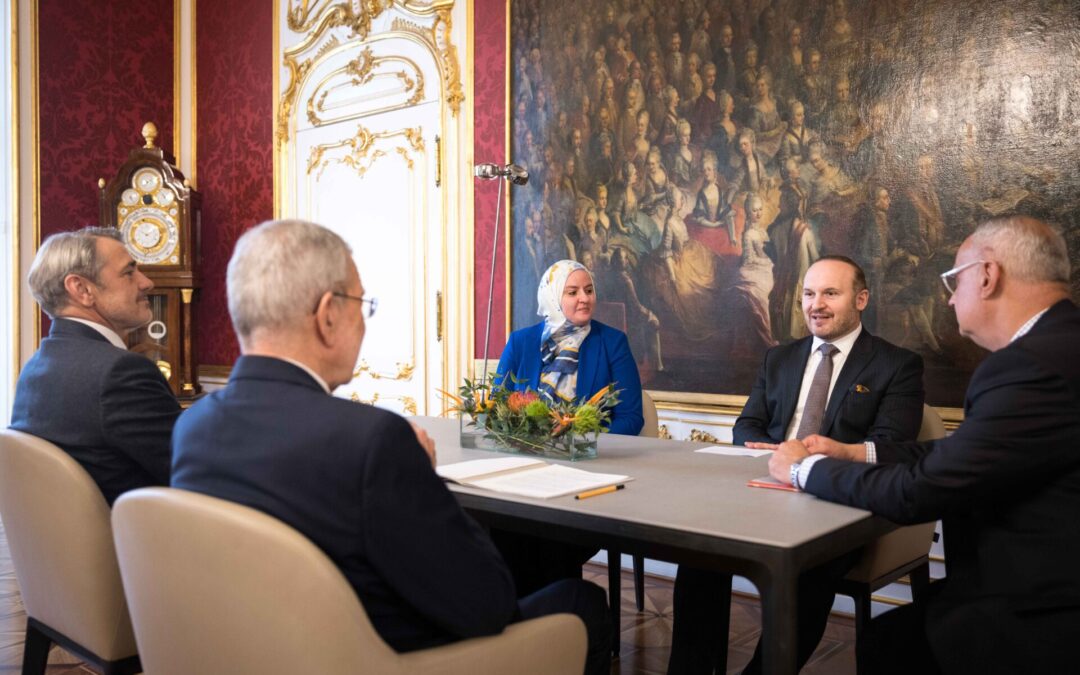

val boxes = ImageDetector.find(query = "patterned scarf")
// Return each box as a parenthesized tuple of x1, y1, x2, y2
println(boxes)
(536, 260, 593, 403)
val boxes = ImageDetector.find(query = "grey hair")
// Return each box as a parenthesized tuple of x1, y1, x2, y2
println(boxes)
(28, 227, 123, 318)
(968, 215, 1070, 284)
(227, 219, 353, 340)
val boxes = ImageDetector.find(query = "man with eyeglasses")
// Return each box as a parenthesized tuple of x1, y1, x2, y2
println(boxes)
(171, 220, 611, 674)
(769, 215, 1080, 674)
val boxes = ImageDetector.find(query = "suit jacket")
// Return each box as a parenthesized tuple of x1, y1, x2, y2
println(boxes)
(10, 318, 179, 504)
(733, 328, 924, 445)
(496, 320, 644, 436)
(805, 300, 1080, 673)
(171, 356, 517, 652)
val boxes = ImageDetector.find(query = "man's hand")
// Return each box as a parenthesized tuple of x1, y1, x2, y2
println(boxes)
(744, 441, 779, 450)
(803, 435, 865, 461)
(410, 422, 437, 468)
(768, 440, 810, 485)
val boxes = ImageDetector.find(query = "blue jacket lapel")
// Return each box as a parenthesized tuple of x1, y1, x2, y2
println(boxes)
(575, 328, 601, 401)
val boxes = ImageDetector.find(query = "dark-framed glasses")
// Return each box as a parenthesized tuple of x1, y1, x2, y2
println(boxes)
(332, 292, 378, 318)
(939, 260, 987, 296)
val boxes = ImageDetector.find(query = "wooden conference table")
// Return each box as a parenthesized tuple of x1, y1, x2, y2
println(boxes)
(413, 416, 895, 675)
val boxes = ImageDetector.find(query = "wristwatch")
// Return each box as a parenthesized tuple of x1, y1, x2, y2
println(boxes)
(789, 461, 802, 490)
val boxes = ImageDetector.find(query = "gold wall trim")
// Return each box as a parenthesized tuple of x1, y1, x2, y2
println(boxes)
(353, 359, 415, 381)
(9, 0, 19, 380)
(273, 0, 282, 217)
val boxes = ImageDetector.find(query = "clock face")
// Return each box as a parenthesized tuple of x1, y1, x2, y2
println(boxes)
(121, 189, 140, 206)
(133, 168, 162, 193)
(155, 188, 175, 206)
(119, 207, 179, 264)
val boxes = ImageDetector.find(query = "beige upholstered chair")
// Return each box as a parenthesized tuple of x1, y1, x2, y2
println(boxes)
(112, 487, 586, 675)
(0, 430, 140, 675)
(836, 403, 945, 674)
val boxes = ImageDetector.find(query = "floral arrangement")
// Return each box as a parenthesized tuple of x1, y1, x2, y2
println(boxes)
(440, 374, 620, 460)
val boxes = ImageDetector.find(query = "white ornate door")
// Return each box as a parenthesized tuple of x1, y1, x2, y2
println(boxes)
(276, 1, 469, 415)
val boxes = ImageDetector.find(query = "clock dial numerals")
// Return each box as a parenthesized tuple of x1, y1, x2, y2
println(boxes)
(121, 189, 140, 206)
(133, 168, 162, 193)
(120, 207, 179, 264)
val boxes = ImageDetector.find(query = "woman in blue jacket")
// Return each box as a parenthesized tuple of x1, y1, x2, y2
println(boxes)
(496, 259, 644, 435)
(492, 259, 644, 596)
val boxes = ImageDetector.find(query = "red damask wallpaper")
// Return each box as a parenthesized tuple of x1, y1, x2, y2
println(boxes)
(473, 0, 508, 358)
(195, 0, 274, 367)
(38, 0, 174, 248)
(37, 0, 174, 336)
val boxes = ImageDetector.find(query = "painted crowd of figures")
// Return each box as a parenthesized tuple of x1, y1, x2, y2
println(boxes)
(509, 0, 1078, 396)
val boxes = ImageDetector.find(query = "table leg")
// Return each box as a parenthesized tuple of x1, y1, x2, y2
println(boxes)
(607, 548, 621, 655)
(757, 563, 798, 675)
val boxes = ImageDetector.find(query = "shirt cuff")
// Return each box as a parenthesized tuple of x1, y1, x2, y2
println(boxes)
(865, 441, 877, 464)
(796, 454, 829, 491)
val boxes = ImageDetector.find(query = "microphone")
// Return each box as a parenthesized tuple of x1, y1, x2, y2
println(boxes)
(506, 164, 529, 185)
(474, 162, 529, 185)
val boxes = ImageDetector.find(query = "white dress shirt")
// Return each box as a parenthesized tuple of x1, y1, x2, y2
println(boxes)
(67, 317, 127, 349)
(784, 323, 863, 440)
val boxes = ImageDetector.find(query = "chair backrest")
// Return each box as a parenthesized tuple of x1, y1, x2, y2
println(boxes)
(112, 487, 395, 675)
(845, 404, 946, 582)
(0, 430, 137, 659)
(640, 390, 659, 438)
(917, 404, 947, 442)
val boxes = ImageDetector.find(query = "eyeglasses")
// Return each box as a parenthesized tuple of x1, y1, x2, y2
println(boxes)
(939, 260, 988, 295)
(332, 292, 378, 318)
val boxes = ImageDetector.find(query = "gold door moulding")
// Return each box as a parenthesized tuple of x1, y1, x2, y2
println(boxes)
(279, 0, 461, 146)
(353, 359, 415, 381)
(306, 46, 425, 127)
(307, 124, 425, 179)
(349, 391, 418, 415)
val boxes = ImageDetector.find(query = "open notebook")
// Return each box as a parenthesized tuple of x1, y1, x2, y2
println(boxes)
(436, 457, 631, 499)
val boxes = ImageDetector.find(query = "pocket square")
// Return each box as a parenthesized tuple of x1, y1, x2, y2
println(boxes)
(854, 384, 871, 393)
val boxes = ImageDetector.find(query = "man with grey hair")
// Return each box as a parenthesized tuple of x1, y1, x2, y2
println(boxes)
(171, 220, 611, 674)
(770, 215, 1080, 673)
(10, 227, 179, 504)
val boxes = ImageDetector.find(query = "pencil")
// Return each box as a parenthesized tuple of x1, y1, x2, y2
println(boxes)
(574, 484, 625, 500)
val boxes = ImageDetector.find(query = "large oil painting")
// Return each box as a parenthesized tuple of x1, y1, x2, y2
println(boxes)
(508, 0, 1080, 406)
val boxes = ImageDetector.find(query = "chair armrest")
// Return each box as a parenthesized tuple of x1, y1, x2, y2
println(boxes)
(398, 613, 587, 675)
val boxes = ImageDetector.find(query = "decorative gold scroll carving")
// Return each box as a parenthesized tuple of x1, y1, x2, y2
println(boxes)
(658, 425, 672, 441)
(307, 124, 424, 178)
(349, 391, 418, 415)
(353, 359, 416, 381)
(689, 429, 720, 444)
(306, 48, 425, 127)
(279, 0, 462, 145)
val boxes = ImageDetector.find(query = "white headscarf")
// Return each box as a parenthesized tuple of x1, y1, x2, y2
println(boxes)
(536, 260, 594, 402)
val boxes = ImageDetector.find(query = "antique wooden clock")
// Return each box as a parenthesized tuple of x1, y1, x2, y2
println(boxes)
(99, 121, 202, 400)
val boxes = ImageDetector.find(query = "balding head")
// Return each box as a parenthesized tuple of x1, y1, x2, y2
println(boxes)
(948, 215, 1071, 351)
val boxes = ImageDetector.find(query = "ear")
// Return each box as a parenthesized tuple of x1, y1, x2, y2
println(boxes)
(855, 287, 870, 311)
(312, 291, 337, 347)
(980, 261, 1002, 298)
(63, 274, 95, 308)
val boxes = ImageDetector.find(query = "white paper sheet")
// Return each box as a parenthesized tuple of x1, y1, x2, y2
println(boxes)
(694, 445, 772, 458)
(469, 464, 631, 499)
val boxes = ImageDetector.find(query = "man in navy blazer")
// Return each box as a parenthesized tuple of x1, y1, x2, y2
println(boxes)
(171, 220, 610, 675)
(11, 228, 179, 505)
(770, 216, 1080, 673)
(669, 256, 924, 675)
